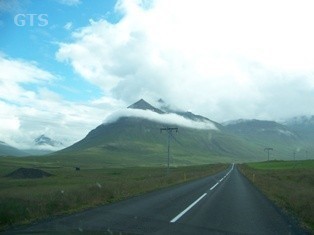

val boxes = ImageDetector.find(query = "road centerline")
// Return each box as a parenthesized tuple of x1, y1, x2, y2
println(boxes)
(210, 182, 219, 191)
(170, 193, 207, 223)
(170, 164, 234, 223)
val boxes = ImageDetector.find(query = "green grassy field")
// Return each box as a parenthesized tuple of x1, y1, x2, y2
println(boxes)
(0, 157, 228, 231)
(239, 160, 314, 232)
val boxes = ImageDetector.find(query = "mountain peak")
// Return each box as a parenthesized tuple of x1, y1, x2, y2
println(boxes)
(284, 115, 314, 126)
(127, 99, 164, 114)
(34, 135, 63, 147)
(157, 98, 165, 104)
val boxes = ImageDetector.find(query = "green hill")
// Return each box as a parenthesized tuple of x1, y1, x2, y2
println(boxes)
(224, 119, 307, 160)
(0, 141, 28, 157)
(37, 100, 313, 166)
(58, 117, 217, 166)
(53, 100, 268, 166)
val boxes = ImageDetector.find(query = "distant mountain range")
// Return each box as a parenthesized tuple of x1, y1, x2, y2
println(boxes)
(223, 119, 306, 159)
(0, 135, 63, 157)
(0, 141, 29, 157)
(2, 99, 313, 164)
(58, 99, 226, 165)
(283, 116, 314, 143)
(34, 135, 63, 147)
(54, 99, 313, 165)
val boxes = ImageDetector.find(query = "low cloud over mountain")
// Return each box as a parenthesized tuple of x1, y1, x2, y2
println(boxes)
(103, 99, 218, 130)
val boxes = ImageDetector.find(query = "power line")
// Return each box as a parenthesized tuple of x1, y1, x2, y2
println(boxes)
(264, 147, 273, 161)
(160, 127, 178, 174)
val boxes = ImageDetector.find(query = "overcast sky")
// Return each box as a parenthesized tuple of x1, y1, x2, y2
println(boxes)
(1, 0, 314, 149)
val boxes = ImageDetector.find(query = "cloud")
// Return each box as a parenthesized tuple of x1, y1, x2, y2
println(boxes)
(56, 0, 314, 121)
(0, 53, 120, 150)
(0, 101, 20, 132)
(58, 0, 81, 6)
(0, 0, 23, 14)
(4, 0, 314, 153)
(0, 54, 55, 102)
(64, 22, 73, 30)
(0, 96, 113, 150)
(103, 109, 218, 130)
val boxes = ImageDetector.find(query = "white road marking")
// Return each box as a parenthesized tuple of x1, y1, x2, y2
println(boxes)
(170, 193, 207, 223)
(170, 164, 235, 223)
(210, 182, 219, 191)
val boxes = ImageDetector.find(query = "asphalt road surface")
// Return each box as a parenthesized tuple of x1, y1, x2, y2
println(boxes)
(5, 164, 308, 234)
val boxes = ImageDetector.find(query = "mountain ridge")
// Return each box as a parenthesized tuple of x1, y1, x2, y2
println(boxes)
(127, 99, 164, 114)
(34, 135, 63, 147)
(3, 99, 314, 162)
(0, 141, 29, 157)
(56, 99, 311, 165)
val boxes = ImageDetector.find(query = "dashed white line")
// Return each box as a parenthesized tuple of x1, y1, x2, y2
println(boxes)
(170, 193, 207, 223)
(210, 182, 219, 191)
(170, 163, 235, 223)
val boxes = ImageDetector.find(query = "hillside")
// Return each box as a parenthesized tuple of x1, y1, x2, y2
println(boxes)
(0, 141, 28, 157)
(55, 100, 270, 166)
(4, 100, 312, 163)
(34, 135, 63, 147)
(224, 119, 307, 159)
(54, 100, 314, 166)
(225, 119, 300, 141)
(284, 116, 314, 141)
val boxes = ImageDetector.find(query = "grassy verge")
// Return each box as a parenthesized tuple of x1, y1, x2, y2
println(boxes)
(0, 162, 228, 231)
(239, 160, 314, 232)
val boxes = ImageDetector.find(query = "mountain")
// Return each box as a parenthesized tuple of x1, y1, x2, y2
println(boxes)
(224, 119, 299, 140)
(0, 141, 28, 157)
(0, 138, 58, 157)
(58, 117, 264, 165)
(283, 116, 314, 142)
(54, 100, 314, 166)
(284, 115, 314, 126)
(56, 100, 273, 165)
(156, 99, 222, 127)
(127, 99, 164, 114)
(224, 119, 306, 159)
(34, 135, 63, 147)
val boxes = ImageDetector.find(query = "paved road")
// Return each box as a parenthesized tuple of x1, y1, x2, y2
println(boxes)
(5, 164, 308, 234)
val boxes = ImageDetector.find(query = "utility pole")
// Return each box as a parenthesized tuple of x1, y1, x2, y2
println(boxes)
(264, 147, 273, 161)
(160, 127, 178, 174)
(293, 151, 297, 168)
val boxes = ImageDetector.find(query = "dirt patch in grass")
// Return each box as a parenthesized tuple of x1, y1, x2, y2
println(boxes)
(5, 168, 53, 179)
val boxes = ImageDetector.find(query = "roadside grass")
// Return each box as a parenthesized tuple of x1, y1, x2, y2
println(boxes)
(239, 160, 314, 232)
(0, 158, 228, 231)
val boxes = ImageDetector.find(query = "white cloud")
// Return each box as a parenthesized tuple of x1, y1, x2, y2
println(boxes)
(0, 54, 120, 150)
(0, 102, 20, 132)
(0, 0, 23, 14)
(0, 97, 111, 150)
(0, 54, 55, 102)
(103, 109, 218, 130)
(56, 0, 314, 121)
(4, 0, 314, 153)
(58, 0, 81, 6)
(0, 55, 53, 84)
(64, 22, 73, 30)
